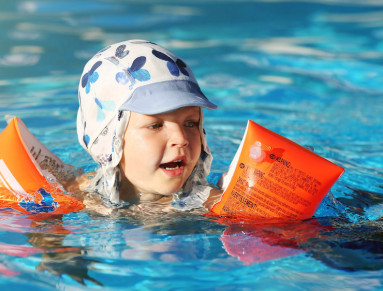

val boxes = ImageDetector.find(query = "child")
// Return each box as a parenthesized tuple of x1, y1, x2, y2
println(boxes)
(75, 40, 222, 212)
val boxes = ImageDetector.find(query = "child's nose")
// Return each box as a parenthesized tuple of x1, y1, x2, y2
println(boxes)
(169, 125, 189, 148)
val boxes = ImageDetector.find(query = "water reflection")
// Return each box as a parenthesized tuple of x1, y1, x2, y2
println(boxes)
(0, 203, 381, 287)
(0, 0, 383, 288)
(26, 217, 102, 286)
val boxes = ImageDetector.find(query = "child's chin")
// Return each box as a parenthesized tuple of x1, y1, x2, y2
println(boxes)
(158, 185, 183, 196)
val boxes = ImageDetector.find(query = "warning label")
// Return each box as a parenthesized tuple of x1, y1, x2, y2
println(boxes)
(268, 162, 322, 195)
(220, 164, 309, 218)
(210, 120, 344, 220)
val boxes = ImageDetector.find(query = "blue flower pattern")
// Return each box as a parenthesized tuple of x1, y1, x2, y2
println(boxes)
(152, 49, 189, 77)
(115, 44, 129, 59)
(18, 188, 58, 214)
(81, 61, 102, 94)
(95, 97, 116, 122)
(115, 56, 151, 89)
(83, 121, 90, 147)
(81, 43, 155, 148)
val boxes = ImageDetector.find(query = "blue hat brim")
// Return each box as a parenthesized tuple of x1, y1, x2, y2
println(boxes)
(119, 80, 217, 114)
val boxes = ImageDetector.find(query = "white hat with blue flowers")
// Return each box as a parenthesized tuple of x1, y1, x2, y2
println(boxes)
(77, 40, 217, 207)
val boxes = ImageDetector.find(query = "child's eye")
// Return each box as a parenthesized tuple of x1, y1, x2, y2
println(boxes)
(148, 123, 163, 130)
(184, 121, 199, 128)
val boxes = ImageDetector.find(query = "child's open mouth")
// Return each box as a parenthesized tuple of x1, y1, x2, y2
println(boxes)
(160, 160, 184, 170)
(159, 159, 185, 177)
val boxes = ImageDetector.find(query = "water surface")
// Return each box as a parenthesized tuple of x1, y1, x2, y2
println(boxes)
(1, 0, 383, 290)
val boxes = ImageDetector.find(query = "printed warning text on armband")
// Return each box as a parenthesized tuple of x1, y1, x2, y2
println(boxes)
(222, 190, 269, 218)
(30, 146, 77, 181)
(219, 152, 329, 218)
(237, 175, 304, 217)
(231, 190, 256, 209)
(250, 186, 303, 217)
(222, 186, 301, 218)
(244, 167, 265, 180)
(220, 162, 317, 218)
(212, 121, 344, 219)
(257, 177, 311, 207)
(268, 162, 322, 195)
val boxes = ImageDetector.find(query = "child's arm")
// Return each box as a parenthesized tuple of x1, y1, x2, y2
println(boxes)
(60, 172, 94, 193)
(203, 187, 224, 211)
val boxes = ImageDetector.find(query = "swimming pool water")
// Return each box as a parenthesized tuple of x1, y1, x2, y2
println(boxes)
(1, 0, 383, 290)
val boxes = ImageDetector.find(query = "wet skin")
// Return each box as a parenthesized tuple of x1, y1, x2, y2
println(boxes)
(119, 106, 202, 204)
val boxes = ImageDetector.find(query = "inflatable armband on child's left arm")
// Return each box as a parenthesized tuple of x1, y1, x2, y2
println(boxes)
(0, 117, 85, 215)
(210, 120, 344, 220)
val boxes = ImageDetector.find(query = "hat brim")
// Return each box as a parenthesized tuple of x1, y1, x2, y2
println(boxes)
(119, 80, 217, 115)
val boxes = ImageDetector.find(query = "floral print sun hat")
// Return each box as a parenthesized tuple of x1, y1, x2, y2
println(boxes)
(77, 40, 217, 208)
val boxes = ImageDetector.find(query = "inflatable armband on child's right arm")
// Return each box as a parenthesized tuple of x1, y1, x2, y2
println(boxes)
(211, 120, 344, 220)
(0, 117, 84, 215)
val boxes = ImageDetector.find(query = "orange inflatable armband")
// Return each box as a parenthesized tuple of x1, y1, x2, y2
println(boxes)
(0, 117, 85, 215)
(211, 120, 344, 220)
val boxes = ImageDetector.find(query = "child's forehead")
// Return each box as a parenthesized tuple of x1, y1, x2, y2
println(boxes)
(132, 106, 201, 119)
(151, 106, 200, 117)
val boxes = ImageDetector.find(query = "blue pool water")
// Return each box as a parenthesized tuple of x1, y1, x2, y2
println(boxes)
(1, 0, 383, 289)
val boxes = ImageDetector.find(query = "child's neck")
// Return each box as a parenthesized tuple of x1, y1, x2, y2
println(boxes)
(119, 180, 169, 204)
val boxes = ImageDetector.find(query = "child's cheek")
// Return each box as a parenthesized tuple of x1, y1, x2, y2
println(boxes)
(190, 132, 202, 165)
(138, 133, 166, 166)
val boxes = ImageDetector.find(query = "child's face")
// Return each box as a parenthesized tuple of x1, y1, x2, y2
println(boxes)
(119, 106, 202, 197)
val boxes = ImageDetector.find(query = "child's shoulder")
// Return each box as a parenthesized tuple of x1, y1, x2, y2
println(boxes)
(61, 171, 94, 194)
(204, 186, 223, 211)
(61, 172, 223, 214)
